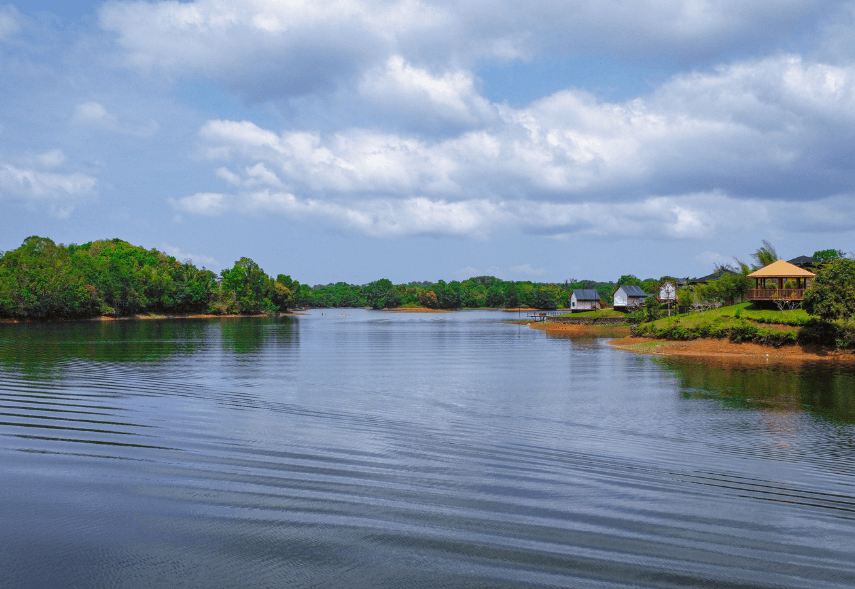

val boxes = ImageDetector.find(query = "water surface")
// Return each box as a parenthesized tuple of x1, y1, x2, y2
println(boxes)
(1, 310, 854, 588)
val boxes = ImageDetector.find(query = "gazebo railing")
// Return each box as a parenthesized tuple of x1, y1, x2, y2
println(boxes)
(748, 288, 806, 301)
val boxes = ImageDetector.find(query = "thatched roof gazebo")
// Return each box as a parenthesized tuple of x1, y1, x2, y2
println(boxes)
(747, 260, 815, 302)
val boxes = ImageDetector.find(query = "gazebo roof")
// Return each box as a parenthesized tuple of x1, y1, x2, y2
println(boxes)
(747, 259, 816, 278)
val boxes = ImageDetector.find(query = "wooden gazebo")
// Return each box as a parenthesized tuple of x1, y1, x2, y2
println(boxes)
(747, 260, 815, 301)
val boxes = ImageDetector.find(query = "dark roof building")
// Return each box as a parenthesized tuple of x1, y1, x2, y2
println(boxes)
(572, 289, 601, 301)
(618, 285, 652, 297)
(690, 269, 736, 285)
(787, 255, 817, 269)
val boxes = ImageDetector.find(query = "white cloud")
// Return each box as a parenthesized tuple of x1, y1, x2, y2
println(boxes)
(358, 56, 497, 132)
(72, 101, 159, 136)
(195, 53, 855, 210)
(34, 149, 66, 169)
(160, 243, 219, 268)
(169, 192, 228, 217)
(99, 0, 829, 102)
(509, 263, 546, 277)
(171, 190, 500, 237)
(0, 150, 97, 217)
(0, 6, 20, 42)
(696, 250, 733, 269)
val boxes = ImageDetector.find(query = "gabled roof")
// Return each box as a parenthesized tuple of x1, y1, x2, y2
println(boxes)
(748, 259, 816, 278)
(572, 289, 600, 301)
(691, 269, 735, 284)
(617, 285, 651, 297)
(787, 255, 816, 266)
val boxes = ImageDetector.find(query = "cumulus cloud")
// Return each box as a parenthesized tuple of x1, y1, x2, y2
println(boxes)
(171, 190, 500, 237)
(92, 0, 855, 249)
(72, 102, 159, 136)
(358, 56, 497, 133)
(0, 150, 97, 217)
(99, 0, 829, 101)
(194, 53, 855, 213)
(160, 243, 219, 268)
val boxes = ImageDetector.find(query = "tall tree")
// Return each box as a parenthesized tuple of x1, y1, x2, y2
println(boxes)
(812, 249, 847, 264)
(751, 240, 778, 268)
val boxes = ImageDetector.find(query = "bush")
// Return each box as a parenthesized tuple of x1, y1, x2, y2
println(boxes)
(729, 321, 758, 343)
(797, 319, 840, 347)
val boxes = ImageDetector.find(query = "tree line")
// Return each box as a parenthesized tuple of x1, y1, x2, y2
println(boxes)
(0, 236, 298, 319)
(295, 276, 615, 310)
(5, 235, 847, 321)
(0, 236, 626, 318)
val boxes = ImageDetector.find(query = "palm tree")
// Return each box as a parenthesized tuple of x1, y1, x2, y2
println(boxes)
(751, 240, 778, 268)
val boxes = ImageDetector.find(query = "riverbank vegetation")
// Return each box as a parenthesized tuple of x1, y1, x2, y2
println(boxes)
(294, 275, 625, 310)
(0, 235, 624, 319)
(629, 258, 855, 350)
(0, 236, 298, 319)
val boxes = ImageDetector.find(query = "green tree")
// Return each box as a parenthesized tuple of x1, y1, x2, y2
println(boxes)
(219, 257, 276, 314)
(707, 270, 752, 304)
(617, 275, 642, 287)
(813, 249, 846, 264)
(365, 278, 399, 309)
(0, 236, 98, 319)
(503, 282, 519, 308)
(485, 282, 505, 307)
(803, 258, 855, 321)
(751, 239, 778, 268)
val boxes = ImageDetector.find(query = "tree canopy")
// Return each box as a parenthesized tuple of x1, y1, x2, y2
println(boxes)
(751, 240, 778, 268)
(0, 237, 295, 319)
(803, 258, 855, 321)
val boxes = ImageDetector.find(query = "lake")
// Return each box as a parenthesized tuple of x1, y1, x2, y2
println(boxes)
(1, 310, 854, 588)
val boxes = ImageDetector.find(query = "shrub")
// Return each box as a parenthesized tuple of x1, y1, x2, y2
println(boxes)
(797, 319, 840, 347)
(729, 321, 758, 343)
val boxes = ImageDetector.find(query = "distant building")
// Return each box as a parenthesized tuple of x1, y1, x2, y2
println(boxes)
(787, 255, 817, 270)
(569, 289, 603, 312)
(657, 279, 685, 303)
(688, 269, 736, 285)
(613, 285, 652, 310)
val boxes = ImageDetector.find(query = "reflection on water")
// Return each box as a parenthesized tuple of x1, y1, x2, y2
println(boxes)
(659, 356, 855, 424)
(0, 310, 854, 588)
(0, 316, 298, 372)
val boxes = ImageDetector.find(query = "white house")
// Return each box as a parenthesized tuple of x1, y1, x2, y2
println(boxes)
(569, 289, 602, 312)
(613, 285, 652, 310)
(658, 281, 677, 302)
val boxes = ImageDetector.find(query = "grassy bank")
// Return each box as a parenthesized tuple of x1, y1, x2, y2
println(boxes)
(631, 303, 855, 349)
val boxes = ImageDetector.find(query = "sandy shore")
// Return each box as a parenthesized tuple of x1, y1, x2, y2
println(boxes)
(607, 337, 855, 364)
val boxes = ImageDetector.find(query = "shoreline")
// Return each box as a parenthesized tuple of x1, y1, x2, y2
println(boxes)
(0, 311, 305, 324)
(384, 307, 452, 313)
(527, 321, 632, 338)
(607, 336, 855, 364)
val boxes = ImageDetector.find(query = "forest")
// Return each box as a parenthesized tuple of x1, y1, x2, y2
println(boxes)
(0, 236, 635, 319)
(0, 236, 296, 319)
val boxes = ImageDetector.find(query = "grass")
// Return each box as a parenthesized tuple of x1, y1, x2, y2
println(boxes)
(716, 302, 810, 326)
(633, 307, 800, 346)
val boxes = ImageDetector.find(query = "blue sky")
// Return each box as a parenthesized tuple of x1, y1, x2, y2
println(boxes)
(2, 0, 855, 285)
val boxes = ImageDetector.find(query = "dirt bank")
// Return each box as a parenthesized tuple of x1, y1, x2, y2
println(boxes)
(526, 321, 632, 338)
(607, 337, 855, 364)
